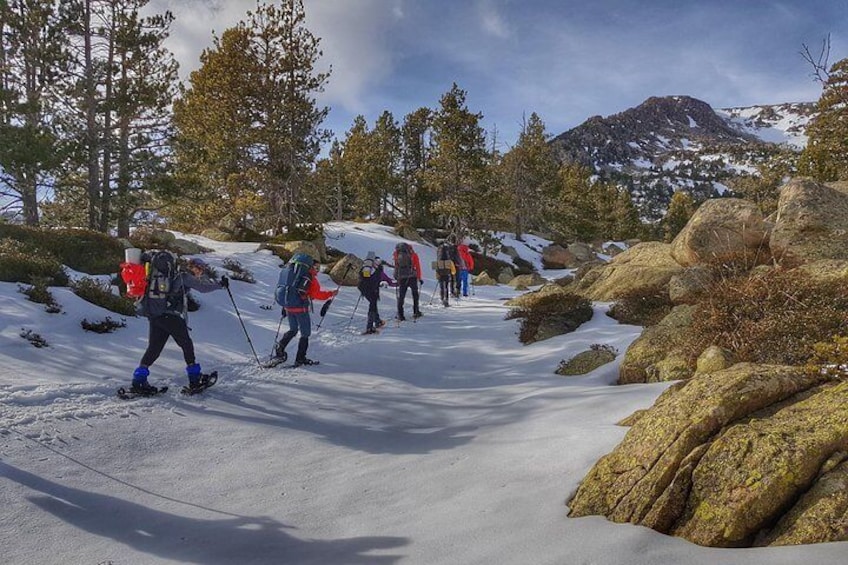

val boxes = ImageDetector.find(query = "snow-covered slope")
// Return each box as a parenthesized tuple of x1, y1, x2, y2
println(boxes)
(2, 223, 846, 564)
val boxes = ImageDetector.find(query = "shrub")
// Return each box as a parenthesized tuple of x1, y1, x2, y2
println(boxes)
(71, 277, 138, 316)
(506, 292, 593, 344)
(0, 224, 123, 274)
(682, 268, 848, 366)
(607, 284, 674, 327)
(20, 328, 48, 348)
(222, 257, 255, 283)
(270, 223, 323, 242)
(0, 238, 69, 285)
(18, 277, 62, 313)
(81, 317, 127, 333)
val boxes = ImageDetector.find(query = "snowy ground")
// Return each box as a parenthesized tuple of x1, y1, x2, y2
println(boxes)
(1, 222, 845, 564)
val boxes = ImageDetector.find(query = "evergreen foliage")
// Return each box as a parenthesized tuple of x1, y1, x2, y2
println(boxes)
(662, 191, 696, 242)
(799, 58, 848, 181)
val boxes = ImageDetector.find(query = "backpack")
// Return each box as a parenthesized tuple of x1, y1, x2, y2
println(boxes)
(395, 243, 415, 279)
(275, 252, 313, 307)
(358, 260, 381, 295)
(434, 245, 453, 276)
(142, 250, 185, 316)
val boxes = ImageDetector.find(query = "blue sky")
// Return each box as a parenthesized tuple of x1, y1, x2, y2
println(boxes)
(151, 0, 848, 149)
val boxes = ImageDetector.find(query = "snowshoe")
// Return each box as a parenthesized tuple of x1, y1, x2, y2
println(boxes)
(293, 358, 319, 368)
(263, 352, 288, 369)
(117, 383, 168, 400)
(180, 371, 218, 396)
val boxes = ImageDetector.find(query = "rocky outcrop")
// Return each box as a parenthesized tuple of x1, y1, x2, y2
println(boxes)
(557, 347, 617, 376)
(542, 244, 577, 269)
(670, 198, 770, 267)
(576, 242, 683, 302)
(473, 272, 497, 286)
(328, 254, 361, 286)
(618, 305, 695, 385)
(569, 364, 835, 547)
(770, 178, 848, 264)
(508, 273, 547, 288)
(668, 265, 713, 305)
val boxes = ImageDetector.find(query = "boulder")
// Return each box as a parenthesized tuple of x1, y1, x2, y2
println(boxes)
(473, 272, 497, 286)
(329, 254, 362, 286)
(497, 268, 514, 284)
(278, 240, 322, 262)
(501, 245, 520, 260)
(670, 198, 770, 267)
(567, 242, 596, 263)
(508, 273, 547, 288)
(668, 265, 714, 305)
(542, 244, 577, 269)
(505, 284, 573, 309)
(171, 238, 210, 255)
(695, 345, 736, 374)
(770, 178, 848, 264)
(577, 242, 684, 302)
(557, 347, 617, 376)
(793, 259, 848, 282)
(568, 363, 828, 546)
(200, 228, 232, 242)
(394, 224, 426, 244)
(618, 305, 695, 385)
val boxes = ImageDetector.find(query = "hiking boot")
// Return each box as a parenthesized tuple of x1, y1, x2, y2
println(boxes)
(397, 314, 406, 321)
(294, 358, 318, 367)
(377, 319, 387, 329)
(130, 381, 159, 395)
(362, 328, 377, 335)
(413, 311, 423, 319)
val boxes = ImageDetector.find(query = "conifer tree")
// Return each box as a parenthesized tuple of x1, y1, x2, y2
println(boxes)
(799, 57, 848, 181)
(499, 112, 559, 239)
(0, 0, 68, 225)
(425, 83, 491, 234)
(662, 190, 696, 242)
(173, 0, 330, 233)
(401, 107, 432, 225)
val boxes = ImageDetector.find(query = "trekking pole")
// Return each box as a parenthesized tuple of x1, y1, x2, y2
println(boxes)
(316, 264, 352, 331)
(346, 294, 363, 329)
(270, 309, 285, 358)
(224, 285, 262, 366)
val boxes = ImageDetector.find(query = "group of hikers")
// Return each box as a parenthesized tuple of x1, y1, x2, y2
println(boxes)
(124, 236, 475, 395)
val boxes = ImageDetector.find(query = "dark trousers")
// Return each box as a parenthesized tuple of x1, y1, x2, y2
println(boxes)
(397, 277, 420, 317)
(365, 293, 381, 330)
(140, 314, 195, 367)
(438, 275, 452, 305)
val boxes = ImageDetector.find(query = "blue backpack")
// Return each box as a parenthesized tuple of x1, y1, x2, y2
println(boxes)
(275, 252, 313, 307)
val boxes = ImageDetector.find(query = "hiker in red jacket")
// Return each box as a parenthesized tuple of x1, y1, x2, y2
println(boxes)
(457, 239, 475, 297)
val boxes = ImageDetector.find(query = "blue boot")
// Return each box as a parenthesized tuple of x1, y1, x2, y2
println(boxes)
(186, 363, 202, 387)
(131, 366, 155, 393)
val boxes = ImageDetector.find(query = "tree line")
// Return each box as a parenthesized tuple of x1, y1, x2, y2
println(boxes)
(2, 0, 846, 244)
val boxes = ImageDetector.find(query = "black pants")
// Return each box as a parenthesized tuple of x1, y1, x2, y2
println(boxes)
(438, 274, 452, 305)
(140, 314, 195, 367)
(397, 277, 420, 317)
(364, 292, 381, 330)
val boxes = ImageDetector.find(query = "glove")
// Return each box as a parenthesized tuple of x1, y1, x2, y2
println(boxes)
(281, 308, 287, 318)
(220, 275, 229, 289)
(419, 279, 424, 287)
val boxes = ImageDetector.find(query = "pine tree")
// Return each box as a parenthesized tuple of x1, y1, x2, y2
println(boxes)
(400, 107, 432, 225)
(172, 0, 330, 233)
(499, 112, 559, 239)
(662, 190, 696, 242)
(799, 58, 848, 181)
(425, 83, 491, 234)
(0, 0, 68, 225)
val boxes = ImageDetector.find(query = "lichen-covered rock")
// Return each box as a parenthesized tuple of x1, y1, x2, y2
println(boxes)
(757, 454, 848, 546)
(568, 363, 835, 548)
(695, 346, 736, 374)
(328, 254, 362, 286)
(618, 305, 695, 385)
(557, 347, 617, 376)
(770, 178, 848, 264)
(542, 244, 577, 269)
(670, 198, 769, 267)
(577, 242, 684, 302)
(647, 350, 693, 382)
(473, 272, 497, 286)
(508, 273, 547, 288)
(671, 380, 848, 546)
(668, 265, 714, 305)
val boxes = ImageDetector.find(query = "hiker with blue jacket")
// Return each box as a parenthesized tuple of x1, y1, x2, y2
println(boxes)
(273, 253, 337, 366)
(130, 254, 227, 394)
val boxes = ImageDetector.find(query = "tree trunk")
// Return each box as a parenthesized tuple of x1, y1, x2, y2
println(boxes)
(84, 0, 100, 230)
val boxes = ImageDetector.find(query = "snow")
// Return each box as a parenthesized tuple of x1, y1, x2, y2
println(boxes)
(2, 223, 847, 564)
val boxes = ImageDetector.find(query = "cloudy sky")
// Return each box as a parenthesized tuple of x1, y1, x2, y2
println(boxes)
(148, 0, 847, 149)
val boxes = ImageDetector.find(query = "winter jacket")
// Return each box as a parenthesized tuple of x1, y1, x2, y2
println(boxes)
(393, 248, 422, 281)
(285, 268, 334, 314)
(139, 272, 222, 319)
(359, 264, 397, 299)
(457, 244, 474, 271)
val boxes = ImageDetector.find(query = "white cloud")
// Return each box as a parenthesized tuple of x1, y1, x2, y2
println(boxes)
(477, 0, 511, 39)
